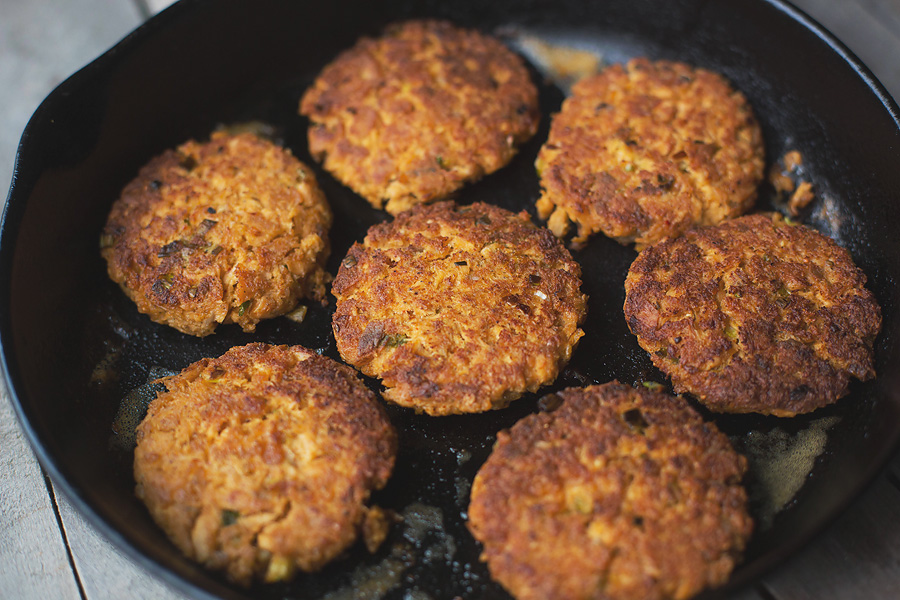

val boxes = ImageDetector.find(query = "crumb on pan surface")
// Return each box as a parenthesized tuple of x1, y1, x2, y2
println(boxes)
(624, 212, 881, 416)
(535, 58, 764, 249)
(101, 131, 332, 337)
(768, 149, 816, 216)
(133, 343, 397, 586)
(467, 381, 752, 600)
(300, 19, 540, 215)
(331, 201, 587, 416)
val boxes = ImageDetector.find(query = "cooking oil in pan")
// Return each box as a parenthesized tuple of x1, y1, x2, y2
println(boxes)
(732, 415, 841, 530)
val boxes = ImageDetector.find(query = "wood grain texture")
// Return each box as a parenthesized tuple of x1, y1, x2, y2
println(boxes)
(0, 3, 165, 599)
(792, 0, 900, 99)
(0, 0, 142, 201)
(57, 494, 192, 600)
(754, 1, 900, 597)
(760, 465, 900, 599)
(145, 0, 179, 15)
(0, 385, 81, 600)
(0, 1, 898, 599)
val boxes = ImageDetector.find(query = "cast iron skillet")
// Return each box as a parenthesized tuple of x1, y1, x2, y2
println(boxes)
(2, 0, 900, 598)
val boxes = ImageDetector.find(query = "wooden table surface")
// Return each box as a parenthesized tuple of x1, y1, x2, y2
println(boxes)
(2, 1, 900, 599)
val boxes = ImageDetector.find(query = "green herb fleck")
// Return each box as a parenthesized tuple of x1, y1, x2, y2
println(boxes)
(775, 285, 791, 308)
(655, 348, 678, 364)
(641, 381, 664, 392)
(221, 509, 240, 526)
(382, 333, 409, 348)
(157, 273, 174, 290)
(99, 233, 115, 249)
(436, 156, 450, 170)
(238, 300, 251, 316)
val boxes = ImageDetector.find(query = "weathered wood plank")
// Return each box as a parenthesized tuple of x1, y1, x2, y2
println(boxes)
(145, 0, 179, 15)
(760, 472, 900, 599)
(0, 0, 142, 199)
(773, 3, 900, 597)
(1, 2, 898, 600)
(48, 1, 183, 597)
(858, 0, 900, 36)
(791, 0, 900, 100)
(0, 385, 81, 600)
(57, 493, 192, 600)
(1, 2, 161, 598)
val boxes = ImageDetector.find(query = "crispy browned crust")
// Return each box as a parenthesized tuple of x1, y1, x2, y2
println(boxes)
(624, 213, 881, 415)
(467, 382, 752, 600)
(331, 201, 587, 416)
(133, 343, 397, 586)
(536, 58, 764, 249)
(300, 19, 540, 215)
(101, 132, 332, 337)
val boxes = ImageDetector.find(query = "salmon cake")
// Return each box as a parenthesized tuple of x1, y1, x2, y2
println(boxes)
(133, 343, 397, 586)
(331, 201, 587, 416)
(467, 381, 752, 600)
(624, 213, 881, 416)
(101, 131, 332, 337)
(536, 58, 764, 249)
(300, 19, 540, 215)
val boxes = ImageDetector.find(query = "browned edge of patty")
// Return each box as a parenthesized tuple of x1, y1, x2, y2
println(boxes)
(536, 58, 764, 249)
(101, 131, 332, 336)
(300, 19, 540, 215)
(468, 381, 752, 600)
(331, 200, 587, 415)
(133, 343, 397, 585)
(624, 212, 881, 415)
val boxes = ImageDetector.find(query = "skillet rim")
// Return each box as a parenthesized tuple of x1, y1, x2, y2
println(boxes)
(1, 0, 899, 598)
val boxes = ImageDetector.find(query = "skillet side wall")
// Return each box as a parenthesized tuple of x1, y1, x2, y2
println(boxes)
(2, 0, 899, 598)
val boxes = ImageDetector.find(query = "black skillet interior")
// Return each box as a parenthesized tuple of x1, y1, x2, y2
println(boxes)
(3, 0, 900, 598)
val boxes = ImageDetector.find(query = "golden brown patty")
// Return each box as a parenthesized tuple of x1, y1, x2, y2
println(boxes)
(536, 58, 764, 249)
(133, 343, 397, 586)
(624, 213, 881, 416)
(468, 381, 752, 600)
(101, 132, 332, 337)
(300, 19, 540, 215)
(331, 201, 587, 416)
